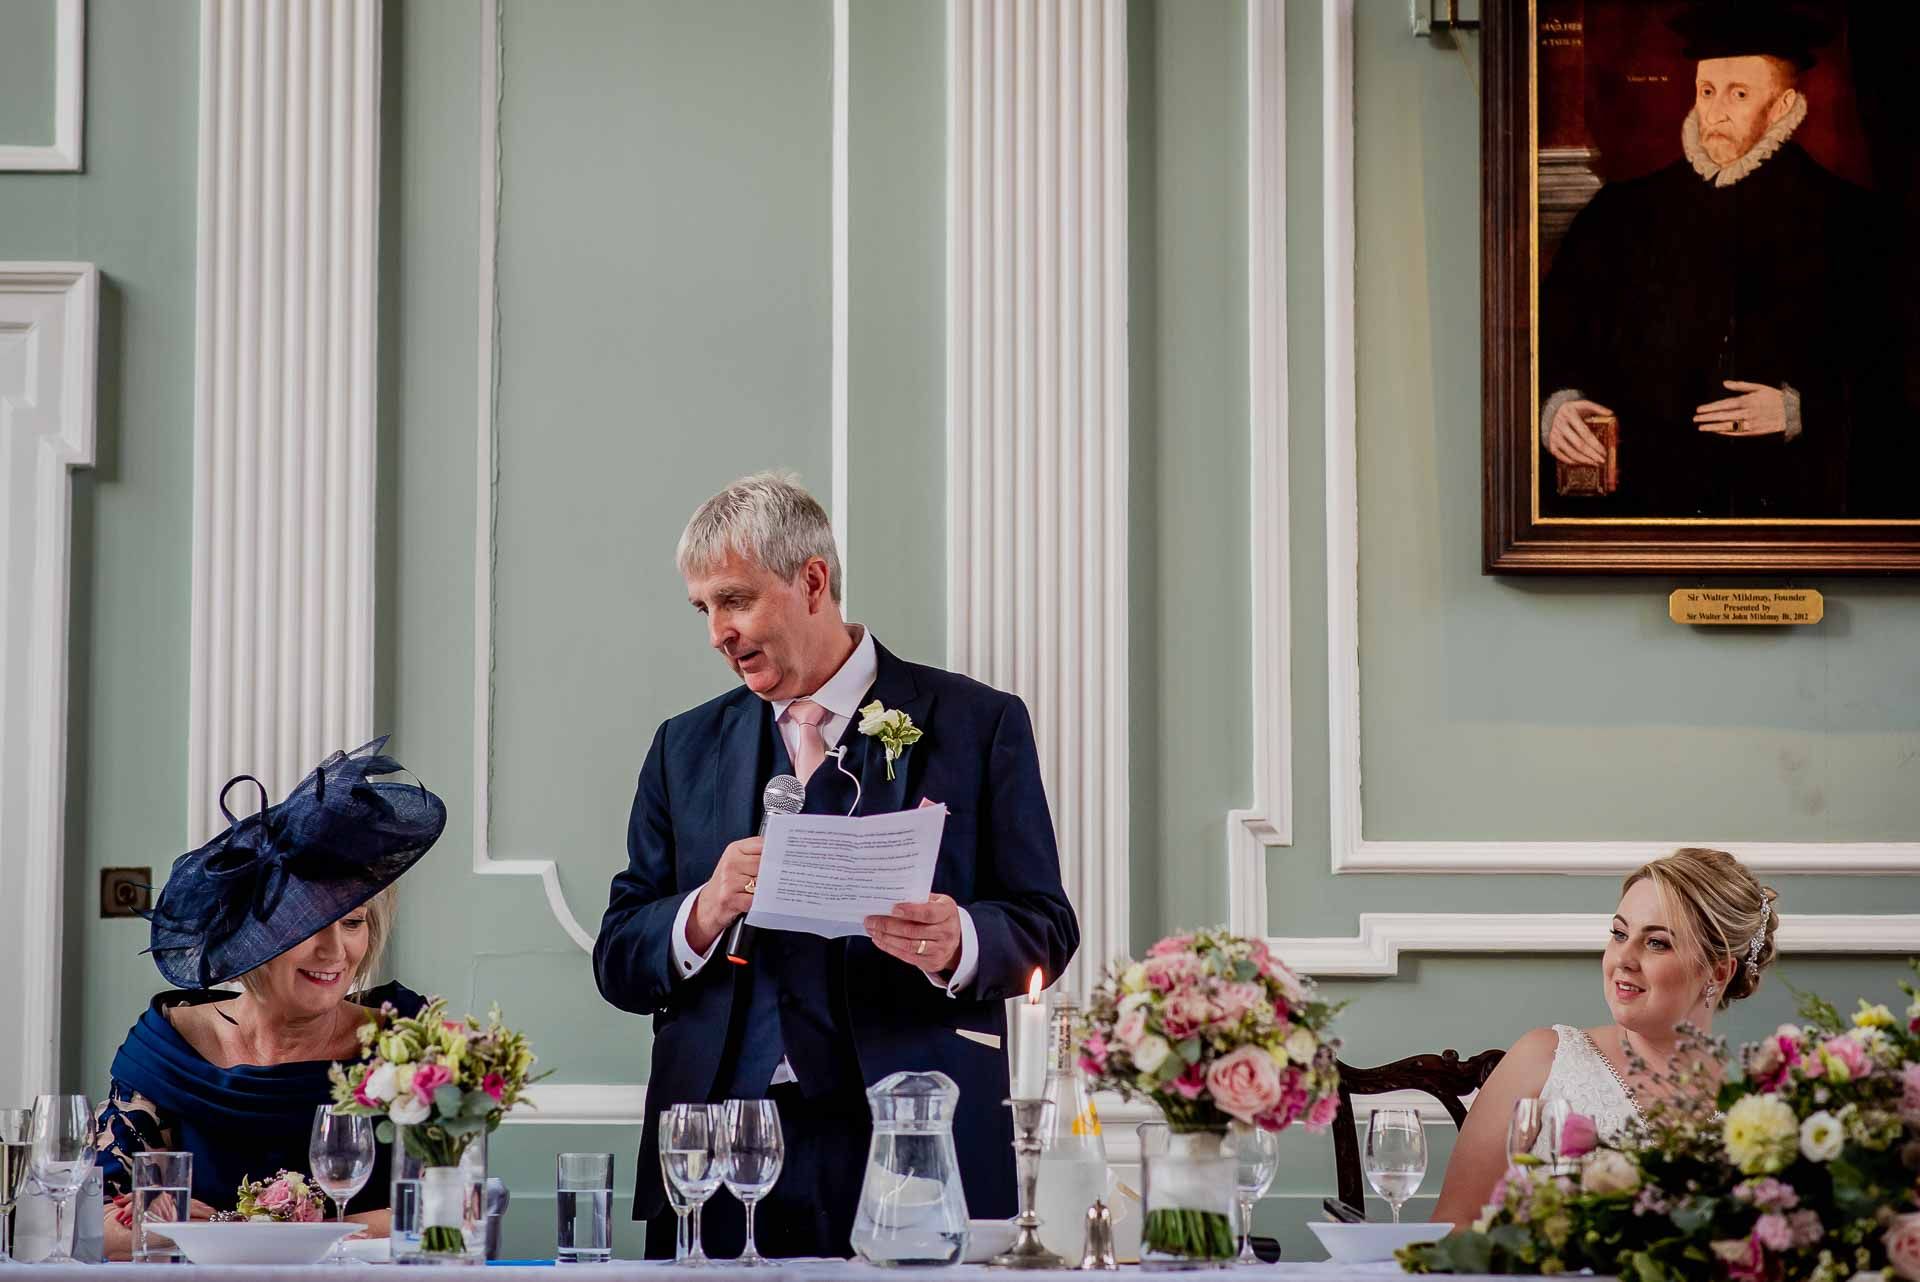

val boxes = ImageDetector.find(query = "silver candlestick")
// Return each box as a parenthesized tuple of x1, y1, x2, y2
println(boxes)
(990, 1099, 1067, 1270)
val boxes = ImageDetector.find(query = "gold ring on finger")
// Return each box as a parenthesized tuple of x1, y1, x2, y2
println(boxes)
(915, 938, 929, 956)
(744, 876, 757, 894)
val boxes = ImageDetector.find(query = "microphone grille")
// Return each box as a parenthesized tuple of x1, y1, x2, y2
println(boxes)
(763, 773, 806, 816)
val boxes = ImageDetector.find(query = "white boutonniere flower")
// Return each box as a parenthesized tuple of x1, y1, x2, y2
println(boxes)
(857, 701, 922, 781)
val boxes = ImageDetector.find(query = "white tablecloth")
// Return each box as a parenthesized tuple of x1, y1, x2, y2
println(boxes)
(0, 1265, 1604, 1280)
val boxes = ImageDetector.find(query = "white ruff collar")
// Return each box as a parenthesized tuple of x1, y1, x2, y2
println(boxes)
(1682, 94, 1808, 188)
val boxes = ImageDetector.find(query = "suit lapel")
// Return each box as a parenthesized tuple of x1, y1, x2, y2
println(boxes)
(852, 642, 934, 817)
(714, 696, 771, 852)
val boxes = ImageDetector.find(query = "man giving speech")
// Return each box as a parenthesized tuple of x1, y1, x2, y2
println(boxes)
(593, 471, 1079, 1259)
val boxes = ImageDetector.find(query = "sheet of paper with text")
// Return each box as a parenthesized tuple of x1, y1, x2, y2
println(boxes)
(745, 805, 949, 939)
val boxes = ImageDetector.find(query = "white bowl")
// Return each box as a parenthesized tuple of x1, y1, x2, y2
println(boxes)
(962, 1218, 1019, 1263)
(341, 1234, 388, 1262)
(146, 1221, 363, 1266)
(1307, 1220, 1454, 1263)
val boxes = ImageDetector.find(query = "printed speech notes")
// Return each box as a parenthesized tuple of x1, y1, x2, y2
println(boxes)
(744, 806, 948, 939)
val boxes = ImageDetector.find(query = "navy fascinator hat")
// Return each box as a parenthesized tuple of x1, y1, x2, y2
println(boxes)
(147, 736, 446, 990)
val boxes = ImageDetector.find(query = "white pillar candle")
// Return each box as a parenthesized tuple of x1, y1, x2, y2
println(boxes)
(1013, 969, 1048, 1098)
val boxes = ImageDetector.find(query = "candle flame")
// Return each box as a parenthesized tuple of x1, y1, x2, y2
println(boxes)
(1027, 968, 1044, 1002)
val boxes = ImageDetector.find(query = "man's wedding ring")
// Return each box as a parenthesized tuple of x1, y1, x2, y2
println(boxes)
(915, 938, 929, 956)
(744, 876, 757, 894)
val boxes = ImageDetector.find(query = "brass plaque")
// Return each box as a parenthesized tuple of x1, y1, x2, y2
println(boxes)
(1668, 589, 1824, 626)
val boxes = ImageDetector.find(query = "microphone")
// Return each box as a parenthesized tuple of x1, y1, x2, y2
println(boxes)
(724, 773, 806, 965)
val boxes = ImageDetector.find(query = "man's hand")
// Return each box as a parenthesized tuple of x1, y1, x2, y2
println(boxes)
(1547, 398, 1615, 466)
(865, 895, 963, 976)
(1694, 380, 1787, 437)
(685, 836, 763, 955)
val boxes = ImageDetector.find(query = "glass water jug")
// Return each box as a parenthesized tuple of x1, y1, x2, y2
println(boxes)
(852, 1070, 971, 1267)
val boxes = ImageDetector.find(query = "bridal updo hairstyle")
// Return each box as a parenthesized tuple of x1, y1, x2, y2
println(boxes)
(1622, 847, 1779, 1010)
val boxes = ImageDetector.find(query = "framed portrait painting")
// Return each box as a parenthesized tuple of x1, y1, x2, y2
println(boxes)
(1482, 0, 1920, 572)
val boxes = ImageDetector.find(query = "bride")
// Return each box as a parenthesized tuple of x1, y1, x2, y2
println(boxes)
(1429, 847, 1778, 1227)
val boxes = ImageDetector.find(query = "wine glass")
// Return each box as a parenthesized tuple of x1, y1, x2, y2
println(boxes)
(1224, 1121, 1280, 1266)
(1506, 1097, 1570, 1172)
(658, 1141, 692, 1261)
(1363, 1106, 1427, 1225)
(719, 1099, 785, 1266)
(27, 1095, 97, 1264)
(0, 1108, 32, 1265)
(661, 1105, 723, 1266)
(309, 1106, 376, 1263)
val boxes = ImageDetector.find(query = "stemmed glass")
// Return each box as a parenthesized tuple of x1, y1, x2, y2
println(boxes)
(1507, 1098, 1570, 1172)
(661, 1105, 723, 1266)
(27, 1095, 97, 1264)
(1363, 1107, 1427, 1225)
(309, 1106, 375, 1263)
(658, 1143, 692, 1261)
(0, 1108, 32, 1265)
(1224, 1121, 1280, 1265)
(718, 1099, 785, 1267)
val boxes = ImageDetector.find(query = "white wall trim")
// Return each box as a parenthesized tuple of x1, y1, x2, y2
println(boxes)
(0, 0, 85, 172)
(186, 0, 382, 842)
(1277, 912, 1920, 978)
(1232, 0, 1920, 974)
(947, 0, 1131, 994)
(0, 262, 97, 1102)
(1227, 0, 1293, 937)
(469, 1, 855, 955)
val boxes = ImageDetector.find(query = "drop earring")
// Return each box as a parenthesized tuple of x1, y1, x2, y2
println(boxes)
(1703, 981, 1718, 1005)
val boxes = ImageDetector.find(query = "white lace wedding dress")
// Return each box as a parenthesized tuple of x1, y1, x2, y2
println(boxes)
(1532, 1024, 1643, 1160)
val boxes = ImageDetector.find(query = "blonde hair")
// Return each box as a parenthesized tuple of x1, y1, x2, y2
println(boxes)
(237, 886, 397, 1001)
(1621, 848, 1778, 1008)
(676, 471, 842, 603)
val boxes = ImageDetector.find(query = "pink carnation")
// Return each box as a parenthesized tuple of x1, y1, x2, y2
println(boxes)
(1142, 953, 1201, 993)
(1821, 1035, 1871, 1081)
(1170, 1064, 1208, 1100)
(292, 1198, 325, 1224)
(1213, 982, 1264, 1024)
(1558, 1112, 1598, 1159)
(1305, 1092, 1340, 1131)
(1269, 1067, 1310, 1129)
(1160, 991, 1217, 1041)
(1734, 1178, 1799, 1211)
(1787, 1210, 1823, 1249)
(1205, 1046, 1283, 1124)
(1753, 1213, 1794, 1253)
(1147, 934, 1194, 957)
(483, 1073, 506, 1102)
(411, 1062, 454, 1098)
(353, 1077, 380, 1110)
(1901, 1063, 1920, 1127)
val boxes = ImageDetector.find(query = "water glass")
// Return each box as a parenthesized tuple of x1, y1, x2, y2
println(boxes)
(1224, 1122, 1280, 1265)
(28, 1094, 96, 1265)
(661, 1105, 723, 1266)
(130, 1151, 193, 1265)
(0, 1108, 33, 1265)
(309, 1107, 375, 1263)
(1363, 1107, 1427, 1225)
(718, 1100, 784, 1267)
(1507, 1097, 1571, 1172)
(658, 1143, 691, 1261)
(556, 1153, 613, 1265)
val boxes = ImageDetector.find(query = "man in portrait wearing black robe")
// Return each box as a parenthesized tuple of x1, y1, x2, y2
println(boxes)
(1539, 2, 1906, 519)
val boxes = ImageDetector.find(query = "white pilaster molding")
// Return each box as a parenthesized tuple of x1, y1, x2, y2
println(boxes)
(1226, 0, 1292, 937)
(0, 262, 97, 1102)
(831, 0, 851, 597)
(0, 0, 84, 171)
(187, 0, 382, 841)
(947, 0, 1130, 992)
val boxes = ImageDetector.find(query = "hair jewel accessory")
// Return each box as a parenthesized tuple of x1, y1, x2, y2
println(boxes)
(1744, 902, 1771, 972)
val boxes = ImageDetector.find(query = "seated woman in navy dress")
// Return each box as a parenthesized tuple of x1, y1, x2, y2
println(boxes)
(94, 738, 445, 1260)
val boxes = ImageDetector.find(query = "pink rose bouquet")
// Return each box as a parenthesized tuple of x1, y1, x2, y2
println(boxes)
(1077, 926, 1342, 1133)
(211, 1169, 326, 1223)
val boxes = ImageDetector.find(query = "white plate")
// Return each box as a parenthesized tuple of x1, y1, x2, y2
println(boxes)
(1307, 1220, 1454, 1263)
(146, 1221, 363, 1266)
(962, 1218, 1018, 1263)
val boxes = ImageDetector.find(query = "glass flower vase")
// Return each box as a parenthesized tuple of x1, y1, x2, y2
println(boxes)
(1140, 1128, 1238, 1269)
(390, 1126, 487, 1266)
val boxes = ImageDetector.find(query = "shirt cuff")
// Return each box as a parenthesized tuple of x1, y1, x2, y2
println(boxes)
(1540, 387, 1585, 447)
(1782, 382, 1801, 442)
(671, 891, 721, 979)
(926, 907, 980, 997)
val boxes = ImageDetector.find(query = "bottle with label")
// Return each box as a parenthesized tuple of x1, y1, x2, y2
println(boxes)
(1032, 994, 1110, 1260)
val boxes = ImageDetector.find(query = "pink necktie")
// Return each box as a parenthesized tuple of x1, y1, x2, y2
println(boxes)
(786, 699, 830, 783)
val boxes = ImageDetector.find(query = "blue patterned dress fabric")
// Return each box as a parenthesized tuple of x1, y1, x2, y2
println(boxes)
(95, 982, 425, 1213)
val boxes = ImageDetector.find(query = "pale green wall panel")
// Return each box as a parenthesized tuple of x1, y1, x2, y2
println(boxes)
(0, 0, 200, 1095)
(0, 0, 56, 145)
(846, 0, 945, 661)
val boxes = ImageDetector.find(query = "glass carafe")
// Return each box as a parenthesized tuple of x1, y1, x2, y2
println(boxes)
(1036, 994, 1112, 1259)
(853, 1070, 970, 1267)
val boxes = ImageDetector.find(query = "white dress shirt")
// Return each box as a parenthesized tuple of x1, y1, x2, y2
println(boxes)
(669, 627, 979, 1084)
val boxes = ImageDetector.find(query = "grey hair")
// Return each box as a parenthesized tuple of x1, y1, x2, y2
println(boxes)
(676, 470, 843, 602)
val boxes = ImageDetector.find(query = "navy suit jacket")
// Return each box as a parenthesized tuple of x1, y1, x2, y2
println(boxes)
(593, 640, 1079, 1223)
